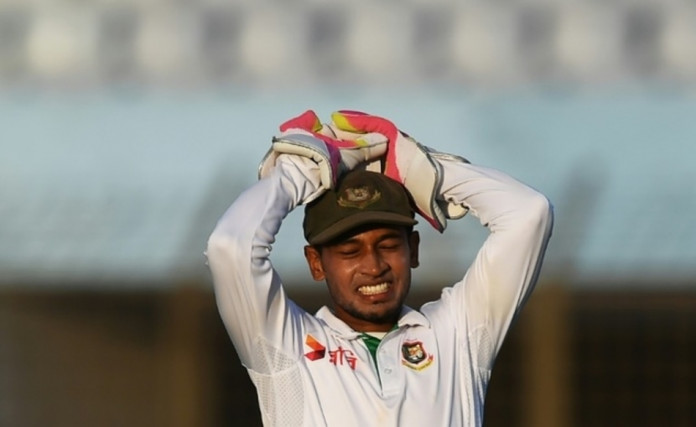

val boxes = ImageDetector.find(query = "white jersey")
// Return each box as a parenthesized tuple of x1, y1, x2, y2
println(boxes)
(206, 156, 553, 427)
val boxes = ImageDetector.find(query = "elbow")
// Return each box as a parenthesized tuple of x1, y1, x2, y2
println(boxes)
(206, 223, 267, 272)
(520, 191, 554, 237)
(206, 226, 245, 268)
(206, 230, 228, 268)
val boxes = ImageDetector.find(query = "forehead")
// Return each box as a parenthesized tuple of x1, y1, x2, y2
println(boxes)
(324, 224, 409, 246)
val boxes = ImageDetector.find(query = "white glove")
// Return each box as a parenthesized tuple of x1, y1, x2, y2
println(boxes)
(423, 146, 470, 221)
(258, 110, 388, 190)
(330, 110, 470, 231)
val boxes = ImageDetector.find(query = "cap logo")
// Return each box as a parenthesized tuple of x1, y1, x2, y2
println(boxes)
(337, 185, 381, 209)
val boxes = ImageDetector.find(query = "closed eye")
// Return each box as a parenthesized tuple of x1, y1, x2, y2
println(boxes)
(378, 238, 405, 251)
(379, 243, 399, 250)
(334, 244, 360, 256)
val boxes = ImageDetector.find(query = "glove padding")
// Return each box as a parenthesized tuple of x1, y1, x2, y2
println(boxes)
(422, 146, 470, 221)
(331, 110, 469, 231)
(258, 133, 341, 190)
(258, 110, 388, 191)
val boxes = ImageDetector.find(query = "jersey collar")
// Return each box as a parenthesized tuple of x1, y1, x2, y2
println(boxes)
(315, 305, 431, 339)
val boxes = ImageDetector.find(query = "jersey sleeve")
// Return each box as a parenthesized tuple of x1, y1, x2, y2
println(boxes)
(431, 158, 554, 366)
(205, 156, 323, 369)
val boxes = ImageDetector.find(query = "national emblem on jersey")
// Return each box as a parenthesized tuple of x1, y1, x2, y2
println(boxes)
(337, 185, 381, 209)
(401, 341, 434, 371)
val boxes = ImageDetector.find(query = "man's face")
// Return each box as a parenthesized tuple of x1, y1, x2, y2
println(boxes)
(304, 225, 420, 332)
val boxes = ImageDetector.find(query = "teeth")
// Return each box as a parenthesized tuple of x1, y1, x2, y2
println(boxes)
(358, 283, 389, 295)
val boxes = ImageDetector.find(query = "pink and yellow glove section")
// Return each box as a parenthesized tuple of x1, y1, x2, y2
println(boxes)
(258, 110, 387, 191)
(330, 110, 449, 231)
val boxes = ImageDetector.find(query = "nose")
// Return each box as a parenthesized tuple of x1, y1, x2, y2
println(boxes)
(361, 248, 388, 277)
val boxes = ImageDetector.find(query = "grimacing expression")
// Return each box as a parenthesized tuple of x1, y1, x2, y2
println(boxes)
(304, 225, 420, 332)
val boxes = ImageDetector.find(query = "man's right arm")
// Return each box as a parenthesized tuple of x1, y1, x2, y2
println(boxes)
(205, 156, 323, 367)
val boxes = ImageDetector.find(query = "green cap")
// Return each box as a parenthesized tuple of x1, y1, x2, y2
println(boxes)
(303, 170, 417, 245)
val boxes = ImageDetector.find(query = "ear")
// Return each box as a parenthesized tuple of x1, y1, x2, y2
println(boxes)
(304, 245, 326, 281)
(408, 231, 420, 268)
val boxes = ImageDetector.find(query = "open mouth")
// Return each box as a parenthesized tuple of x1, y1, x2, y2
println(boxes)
(358, 282, 389, 296)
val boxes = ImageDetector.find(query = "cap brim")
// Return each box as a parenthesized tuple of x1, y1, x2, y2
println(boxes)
(308, 212, 417, 245)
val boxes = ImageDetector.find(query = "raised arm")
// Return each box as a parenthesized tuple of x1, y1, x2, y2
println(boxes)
(434, 156, 554, 359)
(206, 156, 323, 367)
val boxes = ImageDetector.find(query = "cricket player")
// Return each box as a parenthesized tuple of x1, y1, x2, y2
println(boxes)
(206, 110, 553, 426)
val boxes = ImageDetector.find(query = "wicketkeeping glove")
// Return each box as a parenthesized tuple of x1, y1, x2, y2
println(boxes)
(330, 110, 470, 231)
(258, 110, 388, 191)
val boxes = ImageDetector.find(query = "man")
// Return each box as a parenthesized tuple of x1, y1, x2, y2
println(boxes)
(206, 110, 553, 426)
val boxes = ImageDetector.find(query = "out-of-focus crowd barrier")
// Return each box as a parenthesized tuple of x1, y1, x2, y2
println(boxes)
(1, 0, 695, 88)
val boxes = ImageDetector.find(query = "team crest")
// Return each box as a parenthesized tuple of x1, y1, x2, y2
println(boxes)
(337, 185, 381, 209)
(401, 341, 434, 371)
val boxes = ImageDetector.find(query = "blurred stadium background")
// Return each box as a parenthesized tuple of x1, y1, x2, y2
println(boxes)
(1, 0, 695, 426)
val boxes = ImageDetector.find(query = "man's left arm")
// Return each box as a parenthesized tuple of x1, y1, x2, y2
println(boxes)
(432, 156, 554, 361)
